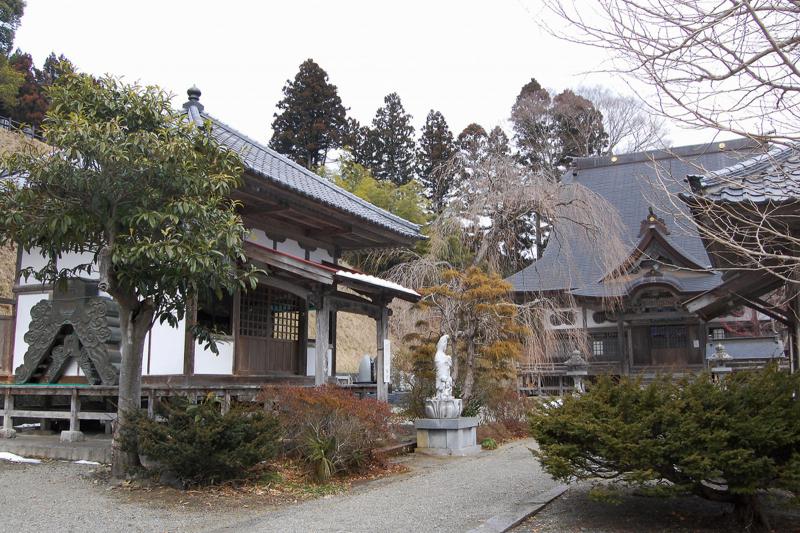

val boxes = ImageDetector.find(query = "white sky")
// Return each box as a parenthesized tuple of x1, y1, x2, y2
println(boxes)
(15, 0, 711, 147)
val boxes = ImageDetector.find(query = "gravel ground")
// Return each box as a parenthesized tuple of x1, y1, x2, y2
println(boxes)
(0, 438, 556, 533)
(0, 460, 252, 533)
(513, 484, 800, 533)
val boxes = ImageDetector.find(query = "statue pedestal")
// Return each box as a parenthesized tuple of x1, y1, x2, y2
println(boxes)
(414, 417, 480, 456)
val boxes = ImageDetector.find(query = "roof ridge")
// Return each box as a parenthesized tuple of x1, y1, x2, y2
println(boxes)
(693, 143, 796, 188)
(199, 111, 421, 233)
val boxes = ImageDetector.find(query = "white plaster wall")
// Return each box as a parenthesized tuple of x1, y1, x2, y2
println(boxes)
(277, 239, 305, 258)
(246, 229, 272, 248)
(56, 251, 98, 279)
(545, 308, 580, 330)
(145, 319, 185, 375)
(586, 308, 615, 328)
(194, 338, 234, 375)
(18, 249, 48, 286)
(12, 292, 49, 369)
(305, 341, 332, 377)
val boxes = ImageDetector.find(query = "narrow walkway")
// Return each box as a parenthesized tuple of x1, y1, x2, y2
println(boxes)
(210, 438, 556, 533)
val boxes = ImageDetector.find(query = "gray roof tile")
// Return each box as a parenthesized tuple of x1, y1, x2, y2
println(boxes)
(687, 144, 800, 203)
(183, 100, 423, 242)
(506, 139, 761, 296)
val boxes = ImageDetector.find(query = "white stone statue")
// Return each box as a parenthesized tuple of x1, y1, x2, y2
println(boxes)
(434, 334, 454, 399)
(424, 334, 462, 419)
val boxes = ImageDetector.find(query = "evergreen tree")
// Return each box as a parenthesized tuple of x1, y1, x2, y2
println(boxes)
(38, 52, 75, 86)
(367, 92, 416, 185)
(268, 59, 347, 169)
(0, 55, 21, 117)
(9, 51, 46, 128)
(417, 109, 455, 212)
(552, 89, 608, 163)
(0, 1, 24, 56)
(487, 126, 510, 156)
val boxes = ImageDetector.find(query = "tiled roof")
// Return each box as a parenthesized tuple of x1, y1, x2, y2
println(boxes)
(183, 92, 423, 242)
(506, 139, 761, 296)
(687, 144, 800, 203)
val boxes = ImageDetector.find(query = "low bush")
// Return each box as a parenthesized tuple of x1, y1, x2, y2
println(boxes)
(529, 365, 800, 530)
(482, 387, 530, 438)
(261, 385, 394, 481)
(123, 394, 281, 486)
(480, 437, 498, 450)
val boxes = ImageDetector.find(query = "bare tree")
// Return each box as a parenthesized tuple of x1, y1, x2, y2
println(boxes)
(577, 85, 670, 154)
(545, 0, 800, 145)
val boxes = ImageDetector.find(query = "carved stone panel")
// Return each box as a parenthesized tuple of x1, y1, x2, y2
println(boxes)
(14, 280, 121, 385)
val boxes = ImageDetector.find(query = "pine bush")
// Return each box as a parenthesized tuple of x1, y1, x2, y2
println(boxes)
(124, 395, 281, 486)
(529, 365, 800, 529)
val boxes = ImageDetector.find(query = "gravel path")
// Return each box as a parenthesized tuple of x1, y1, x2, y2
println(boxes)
(0, 438, 555, 533)
(211, 438, 556, 533)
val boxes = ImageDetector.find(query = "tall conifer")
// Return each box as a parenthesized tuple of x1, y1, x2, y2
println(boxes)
(367, 92, 416, 185)
(417, 109, 455, 212)
(269, 59, 347, 169)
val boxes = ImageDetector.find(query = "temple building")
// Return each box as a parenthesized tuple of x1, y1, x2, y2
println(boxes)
(2, 87, 424, 402)
(506, 140, 785, 395)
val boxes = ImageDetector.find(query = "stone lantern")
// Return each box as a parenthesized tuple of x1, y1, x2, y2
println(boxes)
(565, 350, 589, 394)
(709, 342, 733, 382)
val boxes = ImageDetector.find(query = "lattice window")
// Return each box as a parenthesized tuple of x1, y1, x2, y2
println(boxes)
(650, 325, 688, 349)
(712, 328, 725, 340)
(239, 285, 270, 337)
(271, 291, 301, 341)
(592, 340, 604, 356)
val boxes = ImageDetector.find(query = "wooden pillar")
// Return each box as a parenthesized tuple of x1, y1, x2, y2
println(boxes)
(376, 306, 389, 402)
(330, 310, 338, 378)
(315, 292, 330, 386)
(69, 389, 80, 433)
(183, 295, 197, 376)
(617, 316, 628, 375)
(1, 389, 15, 437)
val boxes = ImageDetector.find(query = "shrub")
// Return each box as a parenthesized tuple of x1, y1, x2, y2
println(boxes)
(123, 395, 281, 486)
(482, 387, 530, 437)
(481, 438, 498, 450)
(529, 365, 800, 530)
(261, 385, 394, 481)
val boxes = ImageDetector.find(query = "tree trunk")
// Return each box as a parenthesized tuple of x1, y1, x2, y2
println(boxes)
(110, 299, 154, 479)
(733, 494, 771, 532)
(462, 342, 476, 402)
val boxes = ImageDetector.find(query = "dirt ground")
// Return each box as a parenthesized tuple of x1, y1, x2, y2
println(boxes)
(514, 484, 800, 533)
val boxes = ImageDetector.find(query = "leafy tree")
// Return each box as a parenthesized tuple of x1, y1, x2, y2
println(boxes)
(8, 51, 46, 128)
(0, 74, 257, 476)
(552, 89, 608, 163)
(365, 92, 416, 185)
(511, 78, 608, 174)
(417, 110, 456, 212)
(529, 367, 800, 530)
(38, 52, 75, 86)
(269, 58, 347, 169)
(0, 0, 24, 56)
(0, 55, 21, 116)
(409, 267, 527, 403)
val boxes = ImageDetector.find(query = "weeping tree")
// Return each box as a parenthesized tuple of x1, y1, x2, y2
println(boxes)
(0, 74, 258, 476)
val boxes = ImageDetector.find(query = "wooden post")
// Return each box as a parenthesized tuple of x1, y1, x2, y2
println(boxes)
(222, 391, 232, 415)
(376, 306, 389, 402)
(69, 389, 80, 433)
(617, 316, 628, 375)
(1, 389, 15, 438)
(147, 390, 155, 419)
(330, 309, 338, 379)
(315, 292, 330, 386)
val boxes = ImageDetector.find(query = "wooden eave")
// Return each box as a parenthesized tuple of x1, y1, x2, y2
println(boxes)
(235, 174, 420, 254)
(683, 269, 785, 322)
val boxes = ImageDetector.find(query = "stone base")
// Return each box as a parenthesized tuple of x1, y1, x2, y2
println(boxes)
(414, 417, 480, 457)
(59, 430, 85, 443)
(0, 428, 16, 439)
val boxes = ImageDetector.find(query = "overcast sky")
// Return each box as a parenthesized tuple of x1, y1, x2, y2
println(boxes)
(15, 1, 711, 147)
